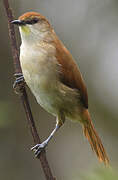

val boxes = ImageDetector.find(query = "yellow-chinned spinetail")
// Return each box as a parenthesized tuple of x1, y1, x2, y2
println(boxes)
(12, 12, 109, 165)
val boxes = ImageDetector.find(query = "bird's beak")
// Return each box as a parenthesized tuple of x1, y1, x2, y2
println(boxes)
(11, 20, 25, 26)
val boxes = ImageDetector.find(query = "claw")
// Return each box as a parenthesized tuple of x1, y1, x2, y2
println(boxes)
(13, 73, 25, 94)
(31, 142, 47, 157)
(34, 147, 43, 157)
(31, 144, 40, 151)
(14, 73, 23, 78)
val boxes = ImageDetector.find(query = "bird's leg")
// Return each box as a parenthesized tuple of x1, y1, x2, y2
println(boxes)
(13, 73, 25, 94)
(31, 112, 65, 157)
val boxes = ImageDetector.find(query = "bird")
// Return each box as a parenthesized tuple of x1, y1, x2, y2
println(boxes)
(12, 12, 109, 165)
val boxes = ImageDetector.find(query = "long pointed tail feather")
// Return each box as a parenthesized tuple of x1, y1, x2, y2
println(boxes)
(82, 110, 109, 165)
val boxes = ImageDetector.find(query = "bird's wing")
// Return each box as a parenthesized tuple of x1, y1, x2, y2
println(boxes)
(52, 31, 88, 108)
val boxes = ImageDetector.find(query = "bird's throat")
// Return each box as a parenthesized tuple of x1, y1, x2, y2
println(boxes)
(21, 26, 30, 35)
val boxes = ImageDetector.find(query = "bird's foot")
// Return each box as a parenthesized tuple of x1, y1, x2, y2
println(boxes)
(31, 141, 47, 157)
(13, 73, 25, 94)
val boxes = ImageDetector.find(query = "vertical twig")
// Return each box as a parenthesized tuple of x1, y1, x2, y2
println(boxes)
(3, 0, 56, 179)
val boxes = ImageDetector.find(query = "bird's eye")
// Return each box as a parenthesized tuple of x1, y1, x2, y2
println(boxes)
(25, 18, 39, 25)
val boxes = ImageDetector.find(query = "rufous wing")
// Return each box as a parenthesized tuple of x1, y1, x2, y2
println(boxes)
(52, 31, 88, 108)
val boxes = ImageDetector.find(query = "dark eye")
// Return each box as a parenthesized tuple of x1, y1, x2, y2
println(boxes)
(26, 18, 39, 25)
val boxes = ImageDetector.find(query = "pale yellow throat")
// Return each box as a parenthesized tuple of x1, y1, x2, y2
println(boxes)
(21, 26, 30, 35)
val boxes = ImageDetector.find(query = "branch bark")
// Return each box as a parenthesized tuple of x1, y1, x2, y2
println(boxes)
(3, 0, 56, 179)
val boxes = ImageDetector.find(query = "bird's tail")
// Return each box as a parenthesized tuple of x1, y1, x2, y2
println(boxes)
(82, 109, 109, 165)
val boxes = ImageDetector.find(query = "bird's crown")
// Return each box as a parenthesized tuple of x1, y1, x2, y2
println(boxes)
(19, 12, 44, 20)
(18, 12, 48, 25)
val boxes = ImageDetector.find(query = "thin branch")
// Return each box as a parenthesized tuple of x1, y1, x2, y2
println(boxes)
(3, 0, 56, 179)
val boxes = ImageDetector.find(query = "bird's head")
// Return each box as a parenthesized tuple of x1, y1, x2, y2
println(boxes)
(12, 12, 51, 43)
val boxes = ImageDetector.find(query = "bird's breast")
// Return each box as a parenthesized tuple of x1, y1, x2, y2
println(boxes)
(20, 43, 58, 81)
(20, 43, 63, 113)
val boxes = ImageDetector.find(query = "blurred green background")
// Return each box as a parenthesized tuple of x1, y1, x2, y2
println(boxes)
(0, 0, 118, 179)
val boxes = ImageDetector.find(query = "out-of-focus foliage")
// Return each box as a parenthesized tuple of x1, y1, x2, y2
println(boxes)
(79, 168, 118, 180)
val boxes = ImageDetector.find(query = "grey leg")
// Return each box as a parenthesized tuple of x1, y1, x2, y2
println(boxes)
(31, 112, 65, 157)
